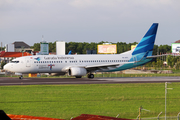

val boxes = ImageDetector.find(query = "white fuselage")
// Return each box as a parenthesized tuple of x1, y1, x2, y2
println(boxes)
(4, 50, 133, 74)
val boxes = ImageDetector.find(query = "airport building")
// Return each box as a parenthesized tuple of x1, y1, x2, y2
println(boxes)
(0, 41, 33, 65)
(5, 41, 34, 53)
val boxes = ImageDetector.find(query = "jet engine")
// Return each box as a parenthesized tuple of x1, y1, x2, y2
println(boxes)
(68, 67, 87, 77)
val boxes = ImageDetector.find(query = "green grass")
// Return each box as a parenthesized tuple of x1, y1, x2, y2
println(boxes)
(0, 83, 180, 120)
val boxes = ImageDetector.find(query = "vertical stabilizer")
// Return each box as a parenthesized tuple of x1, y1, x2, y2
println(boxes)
(129, 23, 158, 62)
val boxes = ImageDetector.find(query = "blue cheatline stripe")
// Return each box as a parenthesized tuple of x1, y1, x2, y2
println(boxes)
(137, 35, 155, 48)
(133, 44, 149, 52)
(107, 59, 153, 72)
(138, 35, 153, 43)
(132, 35, 155, 55)
(132, 45, 153, 56)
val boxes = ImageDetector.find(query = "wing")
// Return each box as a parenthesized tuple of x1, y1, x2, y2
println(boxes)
(61, 62, 135, 72)
(85, 61, 135, 72)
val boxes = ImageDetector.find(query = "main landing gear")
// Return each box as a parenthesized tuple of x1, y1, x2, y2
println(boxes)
(19, 75, 23, 79)
(87, 74, 94, 79)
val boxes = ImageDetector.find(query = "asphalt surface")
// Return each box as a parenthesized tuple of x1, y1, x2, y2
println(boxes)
(1, 76, 180, 86)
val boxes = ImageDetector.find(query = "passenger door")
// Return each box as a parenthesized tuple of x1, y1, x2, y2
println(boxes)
(26, 59, 31, 67)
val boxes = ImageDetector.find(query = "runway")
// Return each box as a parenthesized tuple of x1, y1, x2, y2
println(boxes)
(1, 77, 180, 86)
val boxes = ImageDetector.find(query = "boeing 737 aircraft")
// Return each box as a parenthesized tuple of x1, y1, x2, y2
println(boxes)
(4, 23, 158, 79)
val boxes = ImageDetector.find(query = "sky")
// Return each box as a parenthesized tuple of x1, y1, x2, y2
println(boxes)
(0, 0, 180, 47)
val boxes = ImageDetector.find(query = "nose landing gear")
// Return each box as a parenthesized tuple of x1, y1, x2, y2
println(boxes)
(19, 75, 23, 79)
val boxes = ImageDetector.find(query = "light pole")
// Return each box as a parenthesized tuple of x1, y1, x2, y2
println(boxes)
(165, 82, 173, 120)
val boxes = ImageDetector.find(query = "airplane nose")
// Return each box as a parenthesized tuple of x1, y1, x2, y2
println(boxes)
(3, 64, 9, 71)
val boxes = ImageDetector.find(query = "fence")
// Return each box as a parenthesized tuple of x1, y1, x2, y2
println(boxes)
(137, 112, 180, 120)
(140, 116, 180, 120)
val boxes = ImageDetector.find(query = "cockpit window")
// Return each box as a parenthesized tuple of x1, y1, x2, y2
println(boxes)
(11, 61, 19, 63)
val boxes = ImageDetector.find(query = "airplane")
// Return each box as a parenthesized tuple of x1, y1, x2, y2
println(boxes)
(4, 23, 158, 79)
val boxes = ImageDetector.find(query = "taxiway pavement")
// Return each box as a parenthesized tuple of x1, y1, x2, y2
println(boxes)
(1, 77, 180, 86)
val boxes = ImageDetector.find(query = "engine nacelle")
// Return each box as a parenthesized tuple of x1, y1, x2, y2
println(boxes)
(68, 67, 87, 76)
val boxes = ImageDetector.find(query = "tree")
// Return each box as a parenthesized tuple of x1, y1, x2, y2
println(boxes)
(32, 43, 40, 51)
(49, 42, 56, 52)
(1, 61, 6, 69)
(153, 45, 158, 55)
(0, 47, 5, 51)
(156, 58, 163, 68)
(167, 55, 178, 68)
(76, 43, 84, 54)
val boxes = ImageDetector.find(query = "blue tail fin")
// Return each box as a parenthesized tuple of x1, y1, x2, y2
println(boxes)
(129, 23, 158, 62)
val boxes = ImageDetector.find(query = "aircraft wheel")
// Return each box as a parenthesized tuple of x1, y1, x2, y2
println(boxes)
(19, 76, 23, 79)
(88, 74, 94, 79)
